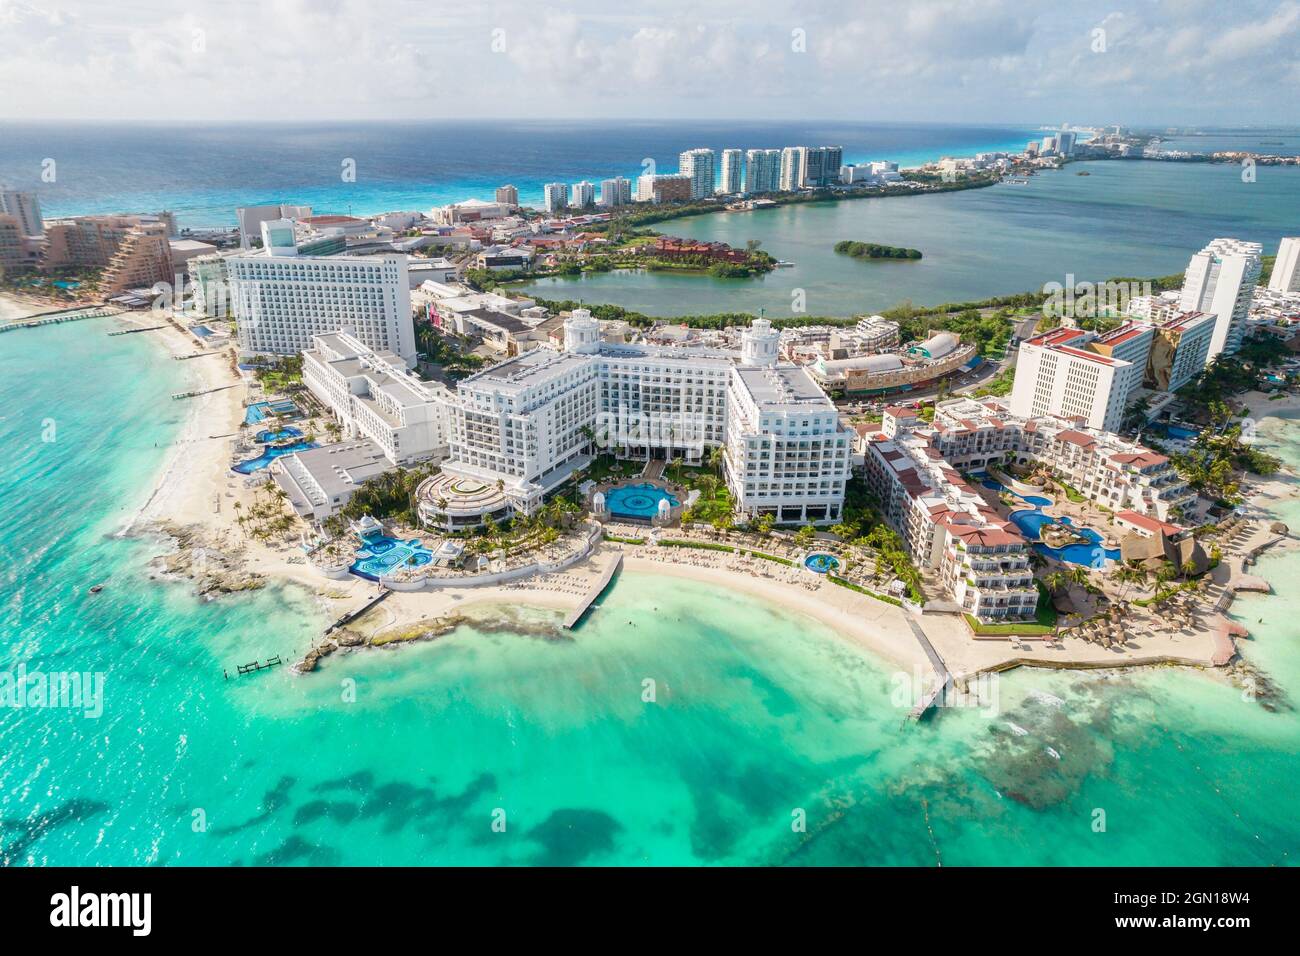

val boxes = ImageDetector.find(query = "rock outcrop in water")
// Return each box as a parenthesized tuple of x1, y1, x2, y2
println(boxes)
(141, 521, 266, 596)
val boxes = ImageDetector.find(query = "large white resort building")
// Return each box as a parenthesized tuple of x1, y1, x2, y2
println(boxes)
(863, 397, 1195, 621)
(292, 312, 852, 529)
(228, 219, 416, 365)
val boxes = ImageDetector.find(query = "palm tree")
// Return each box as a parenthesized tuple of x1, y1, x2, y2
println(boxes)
(1044, 571, 1070, 595)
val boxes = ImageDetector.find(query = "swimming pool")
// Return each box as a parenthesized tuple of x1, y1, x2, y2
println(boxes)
(255, 426, 303, 443)
(244, 400, 302, 424)
(1009, 509, 1120, 567)
(804, 553, 840, 574)
(191, 325, 215, 338)
(351, 536, 435, 581)
(605, 482, 679, 519)
(232, 440, 317, 474)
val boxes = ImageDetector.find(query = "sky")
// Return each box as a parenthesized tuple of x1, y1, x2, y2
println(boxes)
(2, 0, 1299, 126)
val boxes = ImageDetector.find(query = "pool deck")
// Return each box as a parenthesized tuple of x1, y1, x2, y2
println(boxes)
(562, 552, 622, 629)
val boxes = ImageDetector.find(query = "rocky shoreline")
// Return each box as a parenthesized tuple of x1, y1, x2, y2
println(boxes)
(140, 520, 267, 597)
(293, 608, 569, 674)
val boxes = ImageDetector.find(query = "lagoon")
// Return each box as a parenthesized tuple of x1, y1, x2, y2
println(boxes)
(520, 160, 1300, 317)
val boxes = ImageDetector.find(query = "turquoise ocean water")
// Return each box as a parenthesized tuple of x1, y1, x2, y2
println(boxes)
(1, 320, 1297, 865)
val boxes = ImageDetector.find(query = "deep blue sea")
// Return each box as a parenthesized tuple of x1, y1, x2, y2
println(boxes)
(0, 120, 1042, 227)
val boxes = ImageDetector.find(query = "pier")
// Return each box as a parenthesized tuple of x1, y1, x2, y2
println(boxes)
(107, 325, 167, 336)
(226, 655, 283, 679)
(172, 383, 240, 400)
(0, 306, 119, 334)
(562, 553, 622, 629)
(325, 587, 393, 636)
(905, 617, 952, 720)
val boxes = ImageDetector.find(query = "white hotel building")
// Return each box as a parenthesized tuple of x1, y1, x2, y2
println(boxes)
(430, 313, 851, 524)
(1178, 237, 1263, 360)
(229, 220, 416, 365)
(296, 312, 851, 528)
(1009, 324, 1151, 432)
(302, 331, 452, 465)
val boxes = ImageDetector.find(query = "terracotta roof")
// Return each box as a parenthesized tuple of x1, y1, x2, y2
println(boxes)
(1056, 429, 1097, 447)
(1115, 509, 1182, 537)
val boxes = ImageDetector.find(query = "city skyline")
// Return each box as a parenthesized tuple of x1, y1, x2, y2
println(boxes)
(2, 0, 1298, 125)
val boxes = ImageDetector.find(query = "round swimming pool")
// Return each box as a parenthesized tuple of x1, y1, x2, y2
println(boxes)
(605, 482, 679, 519)
(804, 553, 840, 574)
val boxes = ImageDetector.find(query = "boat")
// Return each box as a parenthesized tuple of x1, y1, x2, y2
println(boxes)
(1076, 171, 1091, 176)
(88, 584, 104, 594)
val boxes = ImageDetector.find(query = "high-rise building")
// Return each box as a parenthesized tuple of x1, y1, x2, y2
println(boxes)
(229, 220, 415, 364)
(571, 181, 595, 208)
(235, 203, 311, 248)
(542, 183, 568, 213)
(598, 177, 632, 207)
(1178, 237, 1263, 360)
(636, 174, 692, 204)
(188, 251, 238, 317)
(1008, 325, 1146, 432)
(779, 148, 802, 191)
(796, 146, 842, 188)
(1145, 311, 1216, 392)
(495, 185, 519, 207)
(678, 148, 716, 199)
(101, 222, 175, 296)
(1268, 237, 1300, 293)
(0, 215, 43, 272)
(744, 149, 781, 194)
(1056, 131, 1077, 157)
(717, 150, 743, 195)
(0, 190, 43, 237)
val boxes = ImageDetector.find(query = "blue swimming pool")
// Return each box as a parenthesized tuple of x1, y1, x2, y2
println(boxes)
(1009, 509, 1120, 567)
(1166, 424, 1199, 441)
(244, 400, 302, 424)
(804, 553, 840, 574)
(232, 440, 317, 474)
(255, 426, 303, 443)
(606, 482, 679, 519)
(351, 537, 435, 581)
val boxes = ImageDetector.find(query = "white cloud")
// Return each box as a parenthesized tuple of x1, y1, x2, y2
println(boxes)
(0, 0, 1296, 123)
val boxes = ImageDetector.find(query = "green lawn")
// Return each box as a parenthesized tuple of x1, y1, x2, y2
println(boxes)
(963, 581, 1058, 636)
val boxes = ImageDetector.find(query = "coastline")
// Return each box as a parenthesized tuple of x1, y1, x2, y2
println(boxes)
(41, 287, 1288, 700)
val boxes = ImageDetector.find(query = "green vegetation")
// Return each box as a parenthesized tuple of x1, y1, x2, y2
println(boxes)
(666, 454, 733, 524)
(604, 534, 646, 545)
(970, 366, 1015, 398)
(1170, 398, 1282, 505)
(322, 463, 439, 534)
(834, 240, 922, 261)
(414, 325, 487, 378)
(247, 355, 303, 391)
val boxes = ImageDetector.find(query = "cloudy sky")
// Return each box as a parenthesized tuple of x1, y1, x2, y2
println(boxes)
(2, 0, 1299, 125)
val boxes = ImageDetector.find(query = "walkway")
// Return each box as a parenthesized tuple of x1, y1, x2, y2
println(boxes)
(906, 617, 952, 720)
(562, 552, 623, 629)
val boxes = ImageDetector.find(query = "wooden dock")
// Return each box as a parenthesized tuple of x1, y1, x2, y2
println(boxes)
(0, 306, 118, 334)
(905, 617, 952, 720)
(226, 655, 283, 679)
(562, 554, 622, 629)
